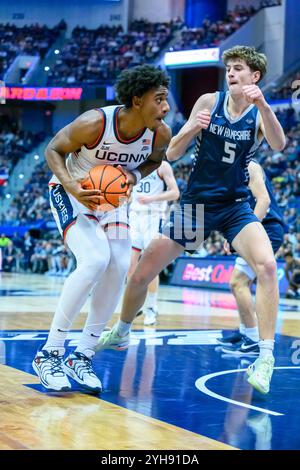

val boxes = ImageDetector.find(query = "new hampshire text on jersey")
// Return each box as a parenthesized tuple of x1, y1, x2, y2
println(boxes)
(209, 123, 252, 141)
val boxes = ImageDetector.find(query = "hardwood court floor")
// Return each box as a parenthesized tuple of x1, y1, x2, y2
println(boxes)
(0, 272, 300, 450)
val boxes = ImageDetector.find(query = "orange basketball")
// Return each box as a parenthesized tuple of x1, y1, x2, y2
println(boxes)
(81, 165, 128, 210)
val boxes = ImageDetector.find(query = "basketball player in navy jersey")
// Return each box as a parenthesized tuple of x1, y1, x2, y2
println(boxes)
(97, 46, 286, 394)
(32, 65, 171, 392)
(217, 159, 284, 355)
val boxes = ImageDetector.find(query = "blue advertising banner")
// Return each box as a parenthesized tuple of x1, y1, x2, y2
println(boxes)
(170, 256, 289, 296)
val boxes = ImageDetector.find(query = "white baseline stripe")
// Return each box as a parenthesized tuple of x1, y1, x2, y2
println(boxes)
(195, 366, 300, 417)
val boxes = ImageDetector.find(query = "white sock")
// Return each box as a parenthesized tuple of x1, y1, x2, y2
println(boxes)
(259, 339, 275, 358)
(146, 292, 158, 310)
(239, 323, 246, 335)
(244, 326, 259, 342)
(43, 326, 68, 350)
(75, 328, 103, 358)
(116, 319, 132, 337)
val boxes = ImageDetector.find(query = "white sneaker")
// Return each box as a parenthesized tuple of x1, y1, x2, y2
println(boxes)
(247, 356, 275, 394)
(32, 348, 71, 391)
(94, 323, 130, 351)
(144, 307, 157, 326)
(63, 352, 102, 393)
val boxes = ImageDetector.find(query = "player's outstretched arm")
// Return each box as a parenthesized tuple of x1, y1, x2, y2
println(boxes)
(242, 85, 286, 151)
(45, 110, 103, 210)
(166, 93, 215, 162)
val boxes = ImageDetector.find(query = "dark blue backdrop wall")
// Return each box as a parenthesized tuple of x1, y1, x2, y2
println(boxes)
(185, 0, 227, 28)
(284, 0, 300, 71)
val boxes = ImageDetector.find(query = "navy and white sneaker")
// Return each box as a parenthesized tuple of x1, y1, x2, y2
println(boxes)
(222, 335, 259, 356)
(32, 348, 71, 391)
(216, 330, 243, 347)
(63, 352, 102, 393)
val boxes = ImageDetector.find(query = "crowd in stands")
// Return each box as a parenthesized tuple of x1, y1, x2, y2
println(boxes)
(47, 5, 261, 85)
(170, 5, 257, 52)
(1, 161, 53, 225)
(0, 21, 65, 80)
(47, 19, 182, 85)
(48, 2, 282, 86)
(0, 114, 46, 197)
(0, 231, 74, 276)
(0, 1, 282, 86)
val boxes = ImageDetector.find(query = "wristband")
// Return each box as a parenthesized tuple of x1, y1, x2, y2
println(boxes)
(132, 169, 142, 184)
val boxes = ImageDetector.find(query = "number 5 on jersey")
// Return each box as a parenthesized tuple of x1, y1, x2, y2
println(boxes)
(222, 141, 237, 164)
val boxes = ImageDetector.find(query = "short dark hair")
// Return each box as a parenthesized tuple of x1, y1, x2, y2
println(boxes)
(284, 251, 293, 258)
(115, 65, 170, 108)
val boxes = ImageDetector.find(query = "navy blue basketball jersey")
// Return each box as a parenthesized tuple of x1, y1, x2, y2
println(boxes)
(181, 91, 261, 204)
(248, 160, 284, 226)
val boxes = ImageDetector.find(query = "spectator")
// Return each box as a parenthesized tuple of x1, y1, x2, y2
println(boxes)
(2, 241, 17, 272)
(284, 251, 300, 298)
(21, 231, 35, 272)
(0, 233, 11, 248)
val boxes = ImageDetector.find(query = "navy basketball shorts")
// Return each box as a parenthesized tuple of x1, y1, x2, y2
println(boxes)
(264, 222, 285, 254)
(160, 201, 259, 252)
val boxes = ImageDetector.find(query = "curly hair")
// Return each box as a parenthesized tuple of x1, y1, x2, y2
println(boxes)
(115, 65, 170, 108)
(222, 46, 267, 82)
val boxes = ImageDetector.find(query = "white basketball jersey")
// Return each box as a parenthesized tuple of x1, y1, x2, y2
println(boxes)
(50, 105, 156, 183)
(130, 168, 168, 214)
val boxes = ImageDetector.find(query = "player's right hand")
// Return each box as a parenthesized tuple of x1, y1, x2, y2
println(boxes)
(65, 180, 102, 211)
(192, 109, 211, 132)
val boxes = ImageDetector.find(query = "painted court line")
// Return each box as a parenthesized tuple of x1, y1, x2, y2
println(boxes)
(195, 366, 300, 416)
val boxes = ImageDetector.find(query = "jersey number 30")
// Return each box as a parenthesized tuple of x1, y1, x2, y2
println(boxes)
(136, 181, 151, 193)
(222, 141, 237, 164)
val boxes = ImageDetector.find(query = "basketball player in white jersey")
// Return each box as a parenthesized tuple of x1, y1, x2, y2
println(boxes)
(128, 160, 179, 326)
(32, 65, 171, 392)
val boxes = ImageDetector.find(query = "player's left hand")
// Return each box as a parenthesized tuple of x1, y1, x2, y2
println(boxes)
(137, 195, 153, 205)
(116, 165, 134, 199)
(242, 85, 266, 106)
